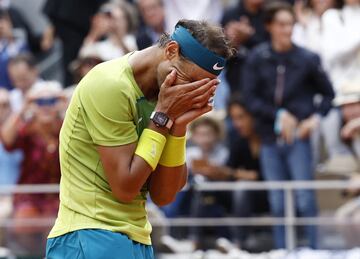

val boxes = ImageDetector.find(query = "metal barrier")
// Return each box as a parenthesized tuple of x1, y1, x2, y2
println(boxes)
(1, 180, 360, 250)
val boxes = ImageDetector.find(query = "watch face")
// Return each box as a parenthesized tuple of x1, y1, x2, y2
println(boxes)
(155, 112, 168, 126)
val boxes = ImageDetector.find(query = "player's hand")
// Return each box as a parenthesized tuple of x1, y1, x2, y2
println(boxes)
(156, 70, 219, 121)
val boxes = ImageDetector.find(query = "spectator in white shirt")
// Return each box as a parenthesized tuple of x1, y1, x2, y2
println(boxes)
(292, 0, 336, 53)
(163, 0, 224, 32)
(321, 0, 360, 94)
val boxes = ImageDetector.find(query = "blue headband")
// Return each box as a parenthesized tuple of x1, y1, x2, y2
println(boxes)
(171, 25, 226, 76)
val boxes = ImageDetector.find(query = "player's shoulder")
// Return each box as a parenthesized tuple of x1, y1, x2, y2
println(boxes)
(77, 57, 136, 99)
(88, 58, 132, 88)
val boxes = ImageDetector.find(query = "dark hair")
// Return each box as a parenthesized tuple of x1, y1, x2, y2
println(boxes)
(8, 53, 37, 68)
(189, 116, 222, 138)
(158, 19, 235, 60)
(264, 1, 295, 24)
(304, 0, 342, 12)
(227, 94, 249, 114)
(0, 9, 10, 20)
(332, 0, 348, 9)
(136, 0, 163, 7)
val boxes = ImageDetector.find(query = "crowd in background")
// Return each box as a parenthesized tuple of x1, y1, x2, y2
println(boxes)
(0, 0, 360, 255)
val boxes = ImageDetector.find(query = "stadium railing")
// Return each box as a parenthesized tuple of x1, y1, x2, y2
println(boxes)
(1, 180, 360, 250)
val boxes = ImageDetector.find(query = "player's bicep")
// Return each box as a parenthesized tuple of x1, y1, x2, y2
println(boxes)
(97, 143, 136, 194)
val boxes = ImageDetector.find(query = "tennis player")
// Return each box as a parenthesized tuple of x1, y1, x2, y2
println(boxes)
(46, 19, 233, 259)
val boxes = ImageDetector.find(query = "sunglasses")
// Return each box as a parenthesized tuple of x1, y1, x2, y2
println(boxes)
(34, 97, 59, 106)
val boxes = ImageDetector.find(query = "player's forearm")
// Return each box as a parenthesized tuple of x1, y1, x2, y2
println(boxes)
(100, 122, 169, 203)
(148, 124, 187, 206)
(149, 164, 188, 207)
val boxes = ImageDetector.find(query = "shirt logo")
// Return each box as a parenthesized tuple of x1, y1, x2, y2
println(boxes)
(213, 63, 224, 71)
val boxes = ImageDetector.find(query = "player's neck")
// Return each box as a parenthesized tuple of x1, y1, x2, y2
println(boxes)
(129, 46, 161, 101)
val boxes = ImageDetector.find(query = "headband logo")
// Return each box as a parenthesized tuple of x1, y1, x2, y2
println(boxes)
(213, 63, 224, 71)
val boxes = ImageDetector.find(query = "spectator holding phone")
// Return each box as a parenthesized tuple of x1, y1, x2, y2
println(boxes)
(242, 2, 334, 249)
(0, 82, 64, 253)
(80, 1, 138, 61)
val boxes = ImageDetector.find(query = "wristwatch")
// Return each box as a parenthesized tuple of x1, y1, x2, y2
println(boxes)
(150, 111, 173, 129)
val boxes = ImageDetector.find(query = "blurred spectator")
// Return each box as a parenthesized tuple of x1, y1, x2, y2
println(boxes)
(186, 116, 231, 248)
(221, 0, 268, 93)
(292, 0, 336, 53)
(187, 116, 229, 183)
(7, 54, 40, 112)
(334, 87, 360, 249)
(293, 0, 356, 168)
(136, 0, 165, 50)
(0, 88, 22, 186)
(321, 0, 360, 95)
(64, 51, 104, 99)
(43, 0, 106, 86)
(163, 0, 223, 33)
(227, 95, 269, 248)
(0, 82, 63, 253)
(242, 2, 334, 249)
(312, 0, 360, 167)
(80, 1, 138, 61)
(0, 9, 28, 90)
(68, 53, 103, 83)
(334, 83, 360, 160)
(1, 0, 46, 53)
(0, 88, 22, 246)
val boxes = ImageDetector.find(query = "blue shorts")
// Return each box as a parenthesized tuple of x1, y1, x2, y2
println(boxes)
(46, 229, 154, 259)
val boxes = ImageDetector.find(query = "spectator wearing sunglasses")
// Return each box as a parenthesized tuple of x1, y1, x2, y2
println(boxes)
(0, 82, 64, 253)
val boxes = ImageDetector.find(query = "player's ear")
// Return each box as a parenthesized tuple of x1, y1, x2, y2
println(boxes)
(164, 41, 180, 61)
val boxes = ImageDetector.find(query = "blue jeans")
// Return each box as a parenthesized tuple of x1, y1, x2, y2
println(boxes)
(260, 139, 317, 249)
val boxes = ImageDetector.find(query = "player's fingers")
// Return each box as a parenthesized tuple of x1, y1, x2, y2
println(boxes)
(197, 104, 213, 116)
(191, 88, 216, 109)
(187, 79, 219, 97)
(162, 70, 177, 88)
(177, 78, 212, 92)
